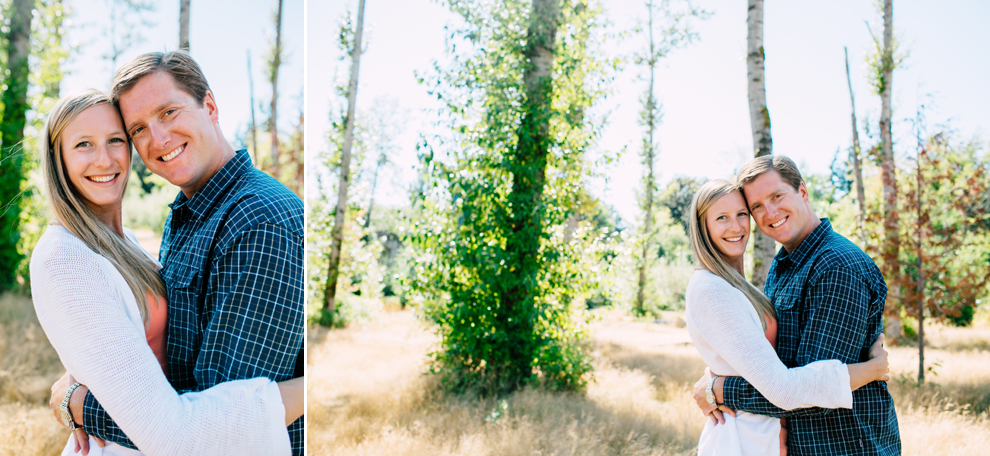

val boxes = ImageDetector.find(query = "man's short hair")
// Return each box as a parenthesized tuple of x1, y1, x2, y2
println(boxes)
(110, 50, 211, 107)
(736, 155, 805, 191)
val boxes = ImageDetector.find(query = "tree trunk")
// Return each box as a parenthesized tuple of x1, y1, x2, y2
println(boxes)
(293, 97, 304, 196)
(364, 153, 386, 229)
(497, 0, 559, 393)
(879, 0, 901, 336)
(323, 0, 366, 324)
(179, 0, 191, 50)
(269, 0, 284, 177)
(636, 1, 659, 316)
(747, 0, 775, 289)
(0, 0, 33, 290)
(845, 47, 867, 245)
(916, 152, 924, 383)
(247, 49, 259, 167)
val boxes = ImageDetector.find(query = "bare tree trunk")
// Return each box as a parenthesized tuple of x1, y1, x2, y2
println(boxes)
(747, 0, 775, 288)
(323, 0, 366, 323)
(294, 93, 305, 196)
(879, 0, 901, 337)
(845, 47, 867, 245)
(269, 0, 284, 177)
(0, 0, 33, 290)
(364, 153, 386, 229)
(915, 152, 924, 383)
(179, 0, 191, 50)
(636, 0, 659, 316)
(247, 50, 259, 167)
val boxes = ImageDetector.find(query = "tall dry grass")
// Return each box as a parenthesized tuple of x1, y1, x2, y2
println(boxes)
(0, 293, 70, 455)
(308, 308, 990, 456)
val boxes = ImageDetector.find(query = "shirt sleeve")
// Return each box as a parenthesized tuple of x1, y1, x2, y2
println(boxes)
(31, 236, 291, 455)
(195, 222, 305, 387)
(690, 280, 852, 412)
(722, 266, 870, 418)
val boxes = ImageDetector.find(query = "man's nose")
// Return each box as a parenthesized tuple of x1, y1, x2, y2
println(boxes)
(150, 123, 170, 150)
(764, 202, 779, 221)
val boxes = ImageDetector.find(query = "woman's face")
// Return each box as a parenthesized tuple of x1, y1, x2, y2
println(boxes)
(60, 104, 130, 214)
(705, 190, 751, 262)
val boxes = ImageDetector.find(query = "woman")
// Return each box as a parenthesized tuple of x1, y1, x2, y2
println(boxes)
(684, 179, 888, 456)
(30, 89, 303, 456)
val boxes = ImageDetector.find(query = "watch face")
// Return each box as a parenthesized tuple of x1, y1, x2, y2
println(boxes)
(60, 408, 72, 428)
(705, 391, 715, 406)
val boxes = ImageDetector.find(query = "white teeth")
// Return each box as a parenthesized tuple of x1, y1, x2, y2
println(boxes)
(725, 236, 743, 242)
(161, 145, 184, 162)
(771, 218, 786, 228)
(88, 174, 117, 183)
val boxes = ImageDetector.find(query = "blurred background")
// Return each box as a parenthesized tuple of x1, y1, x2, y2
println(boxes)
(0, 0, 302, 453)
(308, 1, 990, 455)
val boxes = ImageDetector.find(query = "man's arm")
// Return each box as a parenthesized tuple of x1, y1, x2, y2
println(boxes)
(719, 266, 871, 418)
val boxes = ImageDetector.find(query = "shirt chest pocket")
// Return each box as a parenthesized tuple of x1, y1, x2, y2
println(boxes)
(163, 264, 202, 304)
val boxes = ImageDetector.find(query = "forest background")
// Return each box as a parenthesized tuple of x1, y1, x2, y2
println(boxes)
(310, 0, 990, 454)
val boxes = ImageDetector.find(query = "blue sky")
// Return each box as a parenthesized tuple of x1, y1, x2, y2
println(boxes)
(313, 0, 990, 226)
(59, 0, 304, 150)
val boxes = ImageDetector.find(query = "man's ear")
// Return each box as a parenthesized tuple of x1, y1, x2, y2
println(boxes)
(798, 182, 810, 202)
(203, 91, 219, 124)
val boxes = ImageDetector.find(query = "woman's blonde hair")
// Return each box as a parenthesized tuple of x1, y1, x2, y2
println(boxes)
(40, 89, 166, 326)
(688, 179, 776, 330)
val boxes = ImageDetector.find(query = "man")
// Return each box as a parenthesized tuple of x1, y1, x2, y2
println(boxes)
(49, 51, 304, 455)
(692, 155, 900, 455)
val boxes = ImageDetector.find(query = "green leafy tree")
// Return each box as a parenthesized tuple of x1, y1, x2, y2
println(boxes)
(0, 0, 34, 291)
(412, 0, 616, 395)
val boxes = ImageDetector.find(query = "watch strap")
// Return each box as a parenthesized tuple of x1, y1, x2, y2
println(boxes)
(60, 381, 82, 430)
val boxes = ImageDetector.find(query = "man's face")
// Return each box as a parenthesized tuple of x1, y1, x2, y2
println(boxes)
(118, 71, 223, 196)
(741, 170, 816, 252)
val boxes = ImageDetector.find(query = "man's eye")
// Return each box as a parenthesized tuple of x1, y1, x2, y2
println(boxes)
(165, 109, 176, 116)
(131, 127, 145, 135)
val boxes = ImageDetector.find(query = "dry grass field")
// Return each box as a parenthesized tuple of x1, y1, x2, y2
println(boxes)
(307, 308, 990, 456)
(0, 293, 71, 455)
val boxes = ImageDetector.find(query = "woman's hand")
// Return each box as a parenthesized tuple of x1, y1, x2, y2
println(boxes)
(848, 334, 890, 390)
(692, 367, 736, 425)
(868, 334, 890, 382)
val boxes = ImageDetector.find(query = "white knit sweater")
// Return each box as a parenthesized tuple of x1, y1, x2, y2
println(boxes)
(30, 225, 290, 456)
(685, 269, 853, 456)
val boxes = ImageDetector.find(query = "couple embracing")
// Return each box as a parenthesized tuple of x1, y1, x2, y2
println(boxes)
(30, 50, 304, 455)
(684, 156, 902, 455)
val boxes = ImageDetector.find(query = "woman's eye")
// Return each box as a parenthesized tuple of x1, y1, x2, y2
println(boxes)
(75, 141, 90, 148)
(109, 137, 126, 144)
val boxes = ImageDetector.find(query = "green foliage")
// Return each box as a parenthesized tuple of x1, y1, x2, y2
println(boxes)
(411, 0, 617, 395)
(864, 132, 990, 329)
(121, 171, 176, 236)
(658, 176, 703, 233)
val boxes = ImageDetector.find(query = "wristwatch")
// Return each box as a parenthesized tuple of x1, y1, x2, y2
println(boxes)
(59, 382, 82, 430)
(705, 374, 720, 408)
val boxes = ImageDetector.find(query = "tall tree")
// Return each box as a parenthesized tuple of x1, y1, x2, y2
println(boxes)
(179, 0, 191, 50)
(289, 88, 304, 196)
(844, 46, 867, 244)
(362, 98, 402, 228)
(247, 49, 260, 167)
(267, 0, 285, 176)
(868, 0, 904, 337)
(0, 0, 34, 291)
(412, 0, 613, 394)
(632, 0, 706, 315)
(323, 0, 366, 324)
(747, 0, 775, 288)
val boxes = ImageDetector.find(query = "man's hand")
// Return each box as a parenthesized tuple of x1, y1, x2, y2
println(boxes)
(50, 372, 105, 455)
(692, 367, 736, 425)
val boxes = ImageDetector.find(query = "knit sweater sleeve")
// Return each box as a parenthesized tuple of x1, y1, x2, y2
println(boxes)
(30, 230, 290, 456)
(686, 272, 852, 411)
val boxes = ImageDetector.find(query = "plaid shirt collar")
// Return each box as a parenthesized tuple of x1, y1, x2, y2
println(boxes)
(168, 149, 254, 221)
(774, 218, 832, 267)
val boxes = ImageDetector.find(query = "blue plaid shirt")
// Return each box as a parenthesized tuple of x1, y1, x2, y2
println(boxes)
(722, 219, 900, 455)
(82, 150, 305, 455)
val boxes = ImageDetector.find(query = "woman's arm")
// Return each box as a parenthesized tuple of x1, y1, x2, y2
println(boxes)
(31, 235, 290, 456)
(687, 279, 853, 411)
(847, 334, 890, 390)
